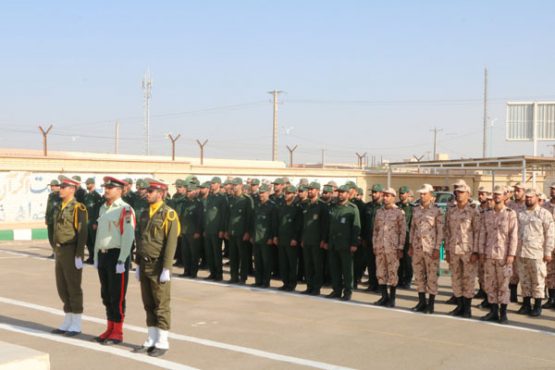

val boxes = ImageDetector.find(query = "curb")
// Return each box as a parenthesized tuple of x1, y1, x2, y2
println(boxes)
(0, 229, 48, 241)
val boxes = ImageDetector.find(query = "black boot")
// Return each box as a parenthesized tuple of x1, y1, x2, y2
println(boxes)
(542, 289, 555, 309)
(530, 299, 542, 317)
(445, 295, 457, 305)
(449, 297, 464, 316)
(480, 303, 507, 321)
(474, 288, 486, 299)
(462, 297, 472, 318)
(478, 297, 491, 309)
(412, 292, 427, 312)
(387, 286, 396, 308)
(517, 297, 532, 315)
(499, 304, 508, 324)
(374, 285, 389, 306)
(426, 294, 435, 314)
(509, 284, 518, 303)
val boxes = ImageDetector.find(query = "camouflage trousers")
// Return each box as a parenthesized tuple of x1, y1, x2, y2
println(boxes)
(477, 259, 485, 288)
(449, 253, 478, 298)
(517, 257, 546, 299)
(412, 250, 439, 295)
(509, 257, 519, 285)
(375, 249, 399, 286)
(484, 259, 512, 304)
(546, 255, 555, 290)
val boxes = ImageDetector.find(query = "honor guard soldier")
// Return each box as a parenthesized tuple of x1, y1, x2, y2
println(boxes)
(134, 179, 180, 357)
(346, 182, 365, 289)
(72, 175, 86, 203)
(396, 186, 413, 289)
(362, 184, 384, 292)
(372, 187, 406, 307)
(444, 181, 480, 318)
(326, 185, 361, 301)
(93, 177, 135, 345)
(51, 175, 88, 336)
(123, 178, 137, 209)
(45, 179, 61, 259)
(478, 185, 518, 323)
(252, 184, 278, 287)
(178, 182, 203, 278)
(516, 188, 555, 317)
(84, 177, 103, 264)
(409, 184, 444, 314)
(202, 177, 228, 281)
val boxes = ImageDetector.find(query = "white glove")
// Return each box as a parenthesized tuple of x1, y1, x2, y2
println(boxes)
(116, 262, 126, 274)
(135, 267, 140, 281)
(159, 268, 171, 283)
(75, 257, 83, 270)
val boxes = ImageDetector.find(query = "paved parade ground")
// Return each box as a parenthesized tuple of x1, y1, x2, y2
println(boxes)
(1, 240, 555, 370)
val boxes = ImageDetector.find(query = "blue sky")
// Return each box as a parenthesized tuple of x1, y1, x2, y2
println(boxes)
(1, 1, 554, 163)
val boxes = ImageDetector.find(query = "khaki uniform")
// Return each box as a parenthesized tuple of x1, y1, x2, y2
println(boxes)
(479, 207, 518, 304)
(136, 202, 180, 330)
(372, 206, 406, 286)
(444, 203, 480, 299)
(508, 200, 526, 285)
(542, 201, 555, 289)
(517, 205, 555, 299)
(476, 205, 489, 289)
(53, 198, 88, 313)
(409, 204, 443, 295)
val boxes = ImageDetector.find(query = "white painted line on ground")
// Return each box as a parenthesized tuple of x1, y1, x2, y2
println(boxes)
(0, 322, 197, 370)
(0, 297, 354, 370)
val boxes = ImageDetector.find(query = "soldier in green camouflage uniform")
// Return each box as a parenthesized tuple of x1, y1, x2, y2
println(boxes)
(177, 183, 203, 278)
(362, 184, 384, 292)
(252, 184, 278, 287)
(396, 186, 413, 289)
(84, 177, 103, 264)
(45, 179, 61, 258)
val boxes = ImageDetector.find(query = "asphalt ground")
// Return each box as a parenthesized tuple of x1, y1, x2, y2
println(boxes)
(1, 240, 555, 370)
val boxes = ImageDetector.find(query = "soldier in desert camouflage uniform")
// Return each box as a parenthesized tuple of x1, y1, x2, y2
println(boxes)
(516, 188, 555, 317)
(541, 182, 555, 309)
(372, 187, 406, 308)
(507, 182, 527, 302)
(478, 185, 518, 323)
(475, 186, 492, 308)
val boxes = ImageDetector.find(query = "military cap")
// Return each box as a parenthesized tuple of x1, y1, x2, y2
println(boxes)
(174, 179, 186, 187)
(85, 177, 95, 185)
(58, 175, 80, 187)
(259, 184, 271, 193)
(382, 187, 397, 197)
(101, 176, 126, 188)
(307, 182, 321, 190)
(187, 182, 199, 191)
(136, 179, 148, 189)
(199, 181, 211, 189)
(454, 183, 471, 193)
(398, 186, 410, 194)
(322, 185, 334, 193)
(478, 186, 491, 194)
(146, 179, 168, 191)
(539, 192, 547, 201)
(123, 178, 133, 185)
(337, 185, 350, 193)
(223, 179, 232, 186)
(513, 182, 525, 190)
(272, 178, 285, 185)
(285, 185, 297, 193)
(370, 184, 384, 192)
(49, 179, 60, 186)
(298, 185, 308, 192)
(251, 178, 261, 186)
(71, 175, 82, 182)
(417, 183, 434, 194)
(345, 181, 357, 189)
(327, 180, 338, 188)
(525, 188, 539, 197)
(452, 179, 467, 189)
(283, 177, 291, 184)
(298, 178, 309, 186)
(486, 193, 494, 200)
(231, 177, 243, 185)
(357, 187, 364, 196)
(211, 176, 222, 184)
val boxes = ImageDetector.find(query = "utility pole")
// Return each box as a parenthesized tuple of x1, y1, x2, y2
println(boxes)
(38, 125, 53, 157)
(321, 148, 325, 168)
(286, 145, 298, 167)
(168, 134, 181, 161)
(268, 90, 283, 161)
(355, 152, 366, 169)
(115, 120, 120, 155)
(142, 69, 153, 156)
(197, 139, 208, 165)
(430, 127, 443, 160)
(482, 67, 488, 158)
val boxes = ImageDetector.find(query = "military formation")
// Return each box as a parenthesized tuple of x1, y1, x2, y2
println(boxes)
(44, 174, 555, 355)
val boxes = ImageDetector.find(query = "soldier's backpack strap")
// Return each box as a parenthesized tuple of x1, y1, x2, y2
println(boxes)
(73, 202, 88, 230)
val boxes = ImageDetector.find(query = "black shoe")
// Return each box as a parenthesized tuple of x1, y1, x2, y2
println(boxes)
(227, 278, 239, 284)
(386, 286, 396, 308)
(148, 347, 168, 357)
(499, 304, 508, 324)
(462, 297, 472, 318)
(278, 284, 289, 291)
(341, 292, 352, 301)
(542, 290, 555, 308)
(48, 253, 55, 259)
(478, 298, 491, 309)
(326, 291, 341, 299)
(262, 282, 270, 288)
(412, 293, 427, 312)
(530, 299, 542, 317)
(214, 275, 223, 282)
(373, 285, 389, 306)
(509, 284, 518, 303)
(480, 304, 499, 321)
(286, 285, 296, 292)
(474, 289, 486, 299)
(84, 258, 94, 265)
(366, 285, 379, 293)
(445, 295, 457, 305)
(64, 331, 81, 337)
(301, 288, 312, 295)
(449, 297, 464, 316)
(517, 297, 532, 315)
(309, 289, 320, 296)
(133, 346, 154, 353)
(204, 275, 215, 281)
(426, 295, 435, 314)
(102, 338, 122, 345)
(51, 328, 66, 335)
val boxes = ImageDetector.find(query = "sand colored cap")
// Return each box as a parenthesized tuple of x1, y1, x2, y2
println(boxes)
(417, 184, 434, 194)
(382, 187, 397, 197)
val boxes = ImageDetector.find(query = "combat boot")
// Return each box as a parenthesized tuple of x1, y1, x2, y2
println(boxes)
(478, 297, 491, 309)
(411, 292, 427, 312)
(462, 297, 472, 318)
(499, 304, 508, 324)
(542, 289, 555, 309)
(480, 303, 499, 321)
(509, 284, 518, 303)
(517, 297, 531, 315)
(474, 288, 486, 299)
(448, 297, 464, 316)
(426, 294, 435, 314)
(387, 286, 396, 308)
(374, 285, 389, 306)
(530, 299, 542, 317)
(445, 295, 457, 305)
